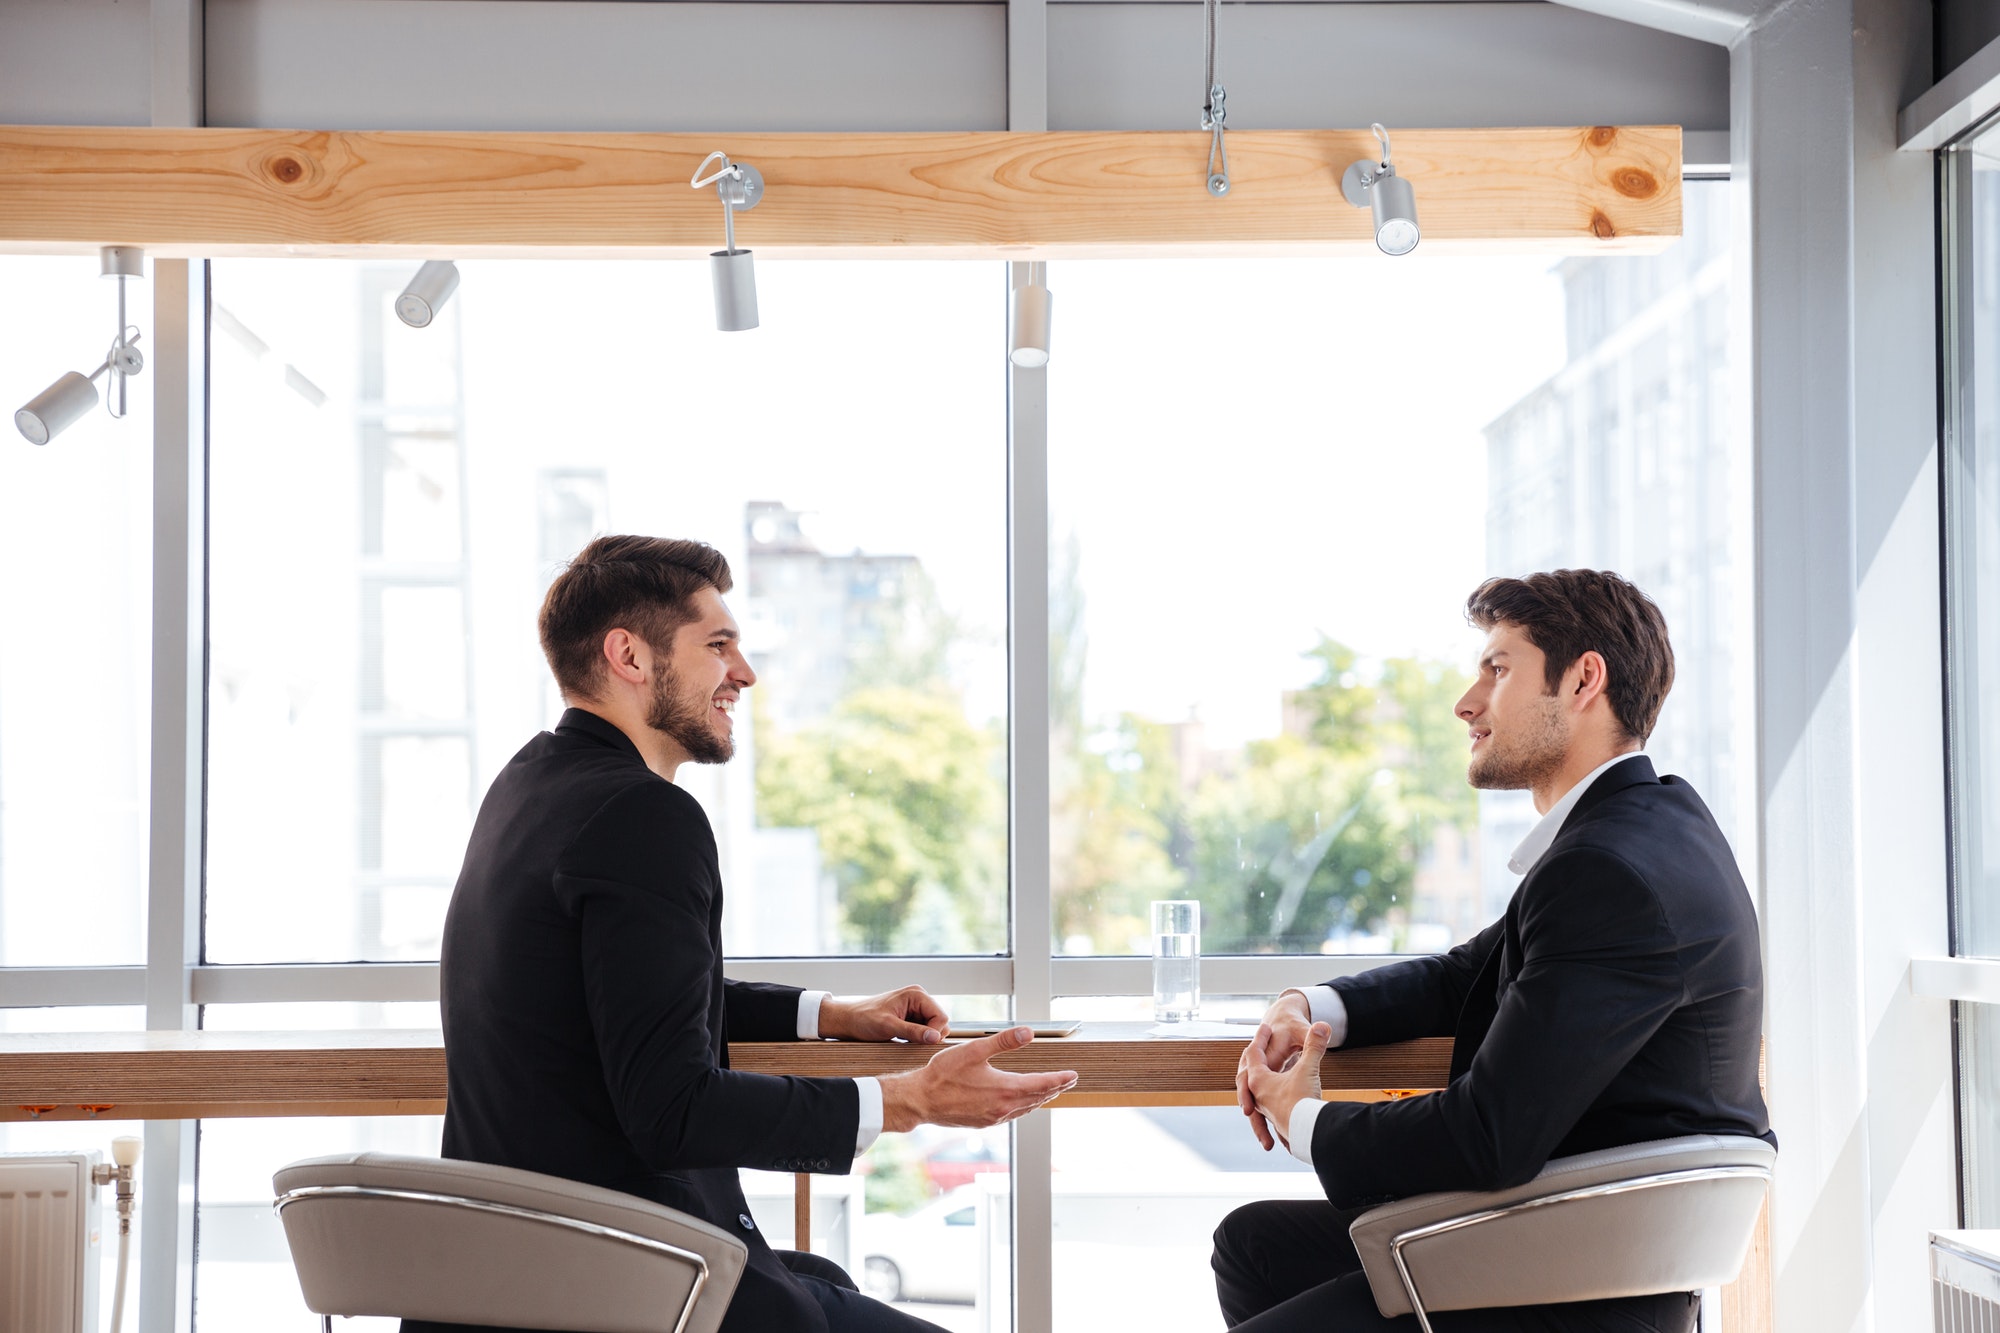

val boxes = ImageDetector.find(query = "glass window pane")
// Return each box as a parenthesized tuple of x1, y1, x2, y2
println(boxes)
(1047, 181, 1741, 960)
(1949, 126, 2000, 959)
(1958, 1001, 2000, 1225)
(205, 260, 1006, 961)
(0, 257, 153, 965)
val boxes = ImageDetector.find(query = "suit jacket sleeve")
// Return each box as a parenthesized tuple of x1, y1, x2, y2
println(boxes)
(724, 980, 808, 1042)
(1327, 918, 1503, 1046)
(553, 782, 860, 1173)
(1307, 847, 1686, 1206)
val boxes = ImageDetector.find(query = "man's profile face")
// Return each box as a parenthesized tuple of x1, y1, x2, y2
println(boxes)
(1456, 622, 1571, 792)
(645, 586, 756, 766)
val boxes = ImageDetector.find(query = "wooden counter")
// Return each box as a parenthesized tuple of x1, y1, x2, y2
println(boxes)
(0, 1024, 1451, 1122)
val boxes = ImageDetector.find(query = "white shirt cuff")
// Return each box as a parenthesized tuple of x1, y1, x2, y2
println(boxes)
(1287, 1098, 1325, 1167)
(1294, 986, 1350, 1046)
(853, 1077, 884, 1155)
(798, 990, 829, 1040)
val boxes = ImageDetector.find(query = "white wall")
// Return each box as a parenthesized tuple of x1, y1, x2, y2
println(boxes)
(0, 0, 1729, 133)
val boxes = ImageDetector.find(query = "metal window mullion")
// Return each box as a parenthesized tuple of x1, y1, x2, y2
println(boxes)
(1007, 259, 1055, 1333)
(141, 254, 206, 1333)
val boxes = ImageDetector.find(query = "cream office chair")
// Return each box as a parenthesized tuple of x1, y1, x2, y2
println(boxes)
(273, 1152, 748, 1333)
(1348, 1133, 1775, 1333)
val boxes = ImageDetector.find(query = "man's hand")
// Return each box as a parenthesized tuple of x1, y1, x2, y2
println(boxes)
(819, 987, 950, 1045)
(1241, 1021, 1332, 1154)
(1235, 990, 1315, 1150)
(877, 1027, 1079, 1134)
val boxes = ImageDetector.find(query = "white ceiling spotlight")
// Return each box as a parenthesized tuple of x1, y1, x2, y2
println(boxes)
(691, 150, 765, 332)
(1342, 124, 1421, 256)
(394, 260, 460, 328)
(1010, 262, 1053, 368)
(14, 246, 147, 446)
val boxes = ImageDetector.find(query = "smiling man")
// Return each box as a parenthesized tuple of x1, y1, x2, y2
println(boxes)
(426, 535, 1075, 1333)
(1216, 569, 1773, 1333)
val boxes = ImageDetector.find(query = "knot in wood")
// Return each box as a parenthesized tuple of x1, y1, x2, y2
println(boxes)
(1612, 168, 1658, 199)
(269, 156, 306, 185)
(1590, 210, 1617, 239)
(1588, 126, 1618, 149)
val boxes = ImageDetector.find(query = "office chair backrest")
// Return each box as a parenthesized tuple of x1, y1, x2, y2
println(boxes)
(273, 1152, 749, 1333)
(1349, 1133, 1775, 1321)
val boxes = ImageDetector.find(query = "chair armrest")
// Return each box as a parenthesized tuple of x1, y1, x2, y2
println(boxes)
(1347, 1134, 1774, 1318)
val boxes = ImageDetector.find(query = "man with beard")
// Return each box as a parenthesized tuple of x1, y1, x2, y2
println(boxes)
(1211, 569, 1773, 1333)
(424, 535, 1075, 1333)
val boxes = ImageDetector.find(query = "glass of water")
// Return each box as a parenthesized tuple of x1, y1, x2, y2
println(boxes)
(1151, 899, 1201, 1023)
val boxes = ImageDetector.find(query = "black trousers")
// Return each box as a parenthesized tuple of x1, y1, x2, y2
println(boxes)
(1211, 1200, 1702, 1333)
(779, 1250, 952, 1333)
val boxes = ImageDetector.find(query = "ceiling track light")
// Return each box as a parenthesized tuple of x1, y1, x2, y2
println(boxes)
(1341, 123, 1421, 256)
(14, 246, 147, 446)
(1010, 262, 1053, 368)
(395, 260, 460, 328)
(691, 150, 765, 332)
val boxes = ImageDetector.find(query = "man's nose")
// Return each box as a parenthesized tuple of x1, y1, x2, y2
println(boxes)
(1455, 689, 1480, 720)
(732, 651, 757, 688)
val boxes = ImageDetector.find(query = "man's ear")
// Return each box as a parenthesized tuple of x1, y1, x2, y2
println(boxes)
(600, 627, 649, 687)
(1567, 650, 1611, 713)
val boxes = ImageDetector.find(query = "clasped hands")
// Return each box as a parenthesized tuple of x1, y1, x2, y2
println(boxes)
(819, 986, 1079, 1135)
(1234, 989, 1334, 1153)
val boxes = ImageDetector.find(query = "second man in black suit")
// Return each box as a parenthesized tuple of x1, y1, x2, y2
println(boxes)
(1218, 569, 1772, 1333)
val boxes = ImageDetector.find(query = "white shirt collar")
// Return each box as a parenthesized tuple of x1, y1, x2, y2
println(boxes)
(1506, 751, 1648, 875)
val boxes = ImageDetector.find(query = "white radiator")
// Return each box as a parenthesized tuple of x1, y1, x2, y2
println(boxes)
(1933, 1230, 2000, 1332)
(0, 1152, 104, 1333)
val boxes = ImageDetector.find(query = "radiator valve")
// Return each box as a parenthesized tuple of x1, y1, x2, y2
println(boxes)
(92, 1135, 141, 1234)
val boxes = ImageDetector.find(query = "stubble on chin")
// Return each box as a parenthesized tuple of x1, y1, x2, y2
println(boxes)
(1465, 697, 1568, 792)
(648, 665, 734, 765)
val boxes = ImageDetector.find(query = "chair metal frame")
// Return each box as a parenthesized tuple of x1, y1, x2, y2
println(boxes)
(273, 1183, 717, 1333)
(1385, 1163, 1773, 1333)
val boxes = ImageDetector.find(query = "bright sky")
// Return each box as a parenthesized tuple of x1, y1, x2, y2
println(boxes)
(190, 253, 1565, 751)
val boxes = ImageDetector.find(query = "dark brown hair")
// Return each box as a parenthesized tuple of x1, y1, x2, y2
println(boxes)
(538, 535, 733, 699)
(1465, 569, 1675, 742)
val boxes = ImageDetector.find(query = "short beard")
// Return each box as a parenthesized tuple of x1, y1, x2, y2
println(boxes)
(647, 662, 733, 765)
(1467, 693, 1568, 791)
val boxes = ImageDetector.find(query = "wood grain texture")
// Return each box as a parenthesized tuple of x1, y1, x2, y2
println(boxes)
(0, 1025, 1449, 1121)
(0, 126, 1681, 259)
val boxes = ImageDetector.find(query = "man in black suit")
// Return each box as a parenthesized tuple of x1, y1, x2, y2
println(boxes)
(429, 535, 1076, 1333)
(1216, 569, 1772, 1333)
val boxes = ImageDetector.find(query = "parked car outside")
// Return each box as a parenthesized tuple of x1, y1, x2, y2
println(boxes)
(920, 1131, 1008, 1194)
(855, 1185, 983, 1304)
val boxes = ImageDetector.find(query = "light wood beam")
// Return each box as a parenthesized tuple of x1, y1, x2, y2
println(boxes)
(0, 125, 1681, 259)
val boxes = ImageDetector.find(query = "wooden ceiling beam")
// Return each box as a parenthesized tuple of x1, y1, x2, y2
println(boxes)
(0, 125, 1681, 258)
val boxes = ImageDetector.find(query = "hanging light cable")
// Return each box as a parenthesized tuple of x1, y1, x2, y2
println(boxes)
(691, 150, 766, 332)
(1201, 0, 1230, 197)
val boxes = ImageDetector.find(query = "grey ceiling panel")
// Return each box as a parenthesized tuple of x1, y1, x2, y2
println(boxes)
(0, 0, 154, 127)
(1048, 3, 1728, 132)
(204, 0, 1008, 131)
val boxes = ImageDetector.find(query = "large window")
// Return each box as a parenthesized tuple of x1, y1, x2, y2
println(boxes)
(0, 257, 153, 966)
(1, 179, 1745, 1332)
(204, 259, 1008, 963)
(1944, 117, 2000, 1225)
(1046, 183, 1740, 965)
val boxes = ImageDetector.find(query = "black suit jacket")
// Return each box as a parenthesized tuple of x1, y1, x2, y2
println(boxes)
(1308, 755, 1773, 1208)
(431, 708, 859, 1333)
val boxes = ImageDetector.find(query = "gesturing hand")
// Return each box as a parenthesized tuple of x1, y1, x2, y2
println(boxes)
(820, 986, 950, 1045)
(1241, 1022, 1332, 1154)
(878, 1027, 1080, 1134)
(1235, 990, 1314, 1150)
